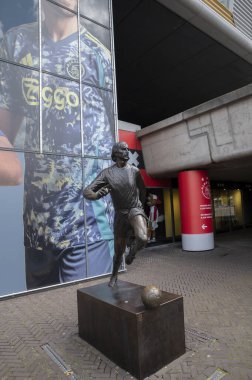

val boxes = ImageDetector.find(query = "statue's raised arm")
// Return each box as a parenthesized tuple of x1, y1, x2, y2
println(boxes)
(83, 172, 110, 201)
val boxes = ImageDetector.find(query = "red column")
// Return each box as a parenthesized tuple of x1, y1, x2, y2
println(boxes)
(178, 170, 214, 251)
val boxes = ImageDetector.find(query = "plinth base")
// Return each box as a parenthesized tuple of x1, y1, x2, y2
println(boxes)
(182, 233, 214, 251)
(77, 280, 185, 380)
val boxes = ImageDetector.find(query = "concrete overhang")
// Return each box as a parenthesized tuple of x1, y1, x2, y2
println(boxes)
(157, 0, 252, 64)
(137, 84, 252, 182)
(113, 0, 252, 127)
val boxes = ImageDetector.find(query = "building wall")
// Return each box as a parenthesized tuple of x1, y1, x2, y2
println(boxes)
(233, 0, 252, 39)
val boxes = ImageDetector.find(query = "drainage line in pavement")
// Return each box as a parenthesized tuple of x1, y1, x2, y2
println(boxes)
(42, 343, 78, 380)
(185, 327, 217, 342)
(206, 368, 228, 380)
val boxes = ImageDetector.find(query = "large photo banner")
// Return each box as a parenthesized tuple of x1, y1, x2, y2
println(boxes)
(0, 0, 116, 297)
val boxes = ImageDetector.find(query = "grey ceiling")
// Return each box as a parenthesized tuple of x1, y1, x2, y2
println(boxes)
(208, 158, 252, 182)
(112, 0, 252, 127)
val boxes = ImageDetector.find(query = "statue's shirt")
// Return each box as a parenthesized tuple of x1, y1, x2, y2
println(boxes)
(85, 164, 146, 212)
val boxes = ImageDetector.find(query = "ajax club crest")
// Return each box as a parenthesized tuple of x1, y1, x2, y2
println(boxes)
(201, 177, 211, 199)
(66, 59, 85, 80)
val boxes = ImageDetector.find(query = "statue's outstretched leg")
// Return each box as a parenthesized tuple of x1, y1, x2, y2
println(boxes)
(108, 235, 126, 287)
(125, 240, 137, 265)
(125, 215, 147, 265)
(108, 254, 123, 287)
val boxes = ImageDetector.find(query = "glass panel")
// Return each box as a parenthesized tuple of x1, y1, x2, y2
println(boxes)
(0, 61, 40, 151)
(0, 0, 39, 68)
(0, 152, 26, 296)
(83, 158, 114, 277)
(213, 189, 231, 232)
(23, 152, 86, 285)
(80, 18, 112, 89)
(48, 0, 78, 13)
(229, 189, 243, 229)
(213, 188, 244, 232)
(42, 73, 81, 154)
(83, 86, 114, 157)
(41, 0, 79, 79)
(80, 0, 110, 27)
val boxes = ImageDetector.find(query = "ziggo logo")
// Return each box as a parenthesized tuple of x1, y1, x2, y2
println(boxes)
(22, 77, 79, 110)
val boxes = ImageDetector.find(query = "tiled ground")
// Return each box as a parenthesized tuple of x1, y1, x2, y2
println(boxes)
(0, 229, 252, 380)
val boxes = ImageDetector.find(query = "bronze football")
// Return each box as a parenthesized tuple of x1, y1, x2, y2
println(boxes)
(141, 285, 163, 309)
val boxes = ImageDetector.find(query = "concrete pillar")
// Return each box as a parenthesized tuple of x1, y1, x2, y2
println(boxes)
(178, 170, 214, 251)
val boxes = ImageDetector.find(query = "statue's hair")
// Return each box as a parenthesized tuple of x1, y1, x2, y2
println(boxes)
(111, 142, 128, 162)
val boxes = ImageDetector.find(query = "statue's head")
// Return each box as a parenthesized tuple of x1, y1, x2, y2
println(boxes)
(111, 141, 129, 162)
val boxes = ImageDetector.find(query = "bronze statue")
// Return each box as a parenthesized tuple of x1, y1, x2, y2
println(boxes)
(83, 141, 148, 287)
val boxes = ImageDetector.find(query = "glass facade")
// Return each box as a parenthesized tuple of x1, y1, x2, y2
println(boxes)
(0, 0, 117, 297)
(213, 186, 244, 232)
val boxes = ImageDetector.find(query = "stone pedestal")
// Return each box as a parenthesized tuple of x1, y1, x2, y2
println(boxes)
(77, 280, 185, 380)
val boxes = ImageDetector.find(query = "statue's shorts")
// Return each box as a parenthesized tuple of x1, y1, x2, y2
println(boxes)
(114, 207, 147, 238)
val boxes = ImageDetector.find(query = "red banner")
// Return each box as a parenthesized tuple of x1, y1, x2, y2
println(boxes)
(178, 170, 213, 234)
